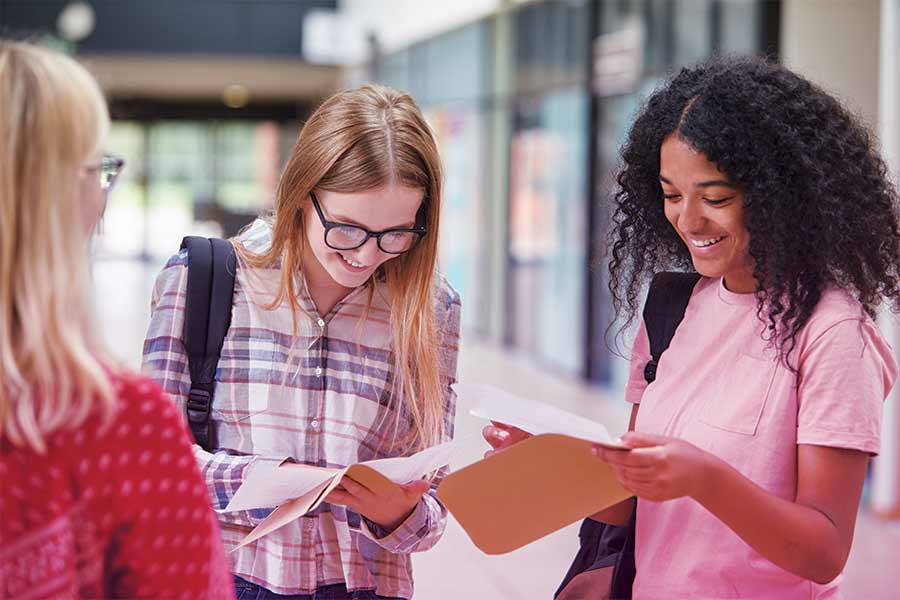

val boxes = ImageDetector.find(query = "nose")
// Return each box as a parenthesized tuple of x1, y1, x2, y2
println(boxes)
(678, 197, 706, 234)
(352, 237, 384, 264)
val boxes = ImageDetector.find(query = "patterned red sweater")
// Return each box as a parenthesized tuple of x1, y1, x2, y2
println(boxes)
(0, 371, 235, 599)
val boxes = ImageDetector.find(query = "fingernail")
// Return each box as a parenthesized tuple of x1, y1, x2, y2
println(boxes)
(497, 430, 509, 440)
(591, 447, 600, 456)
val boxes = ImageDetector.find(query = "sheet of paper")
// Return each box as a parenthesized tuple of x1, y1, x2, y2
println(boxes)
(358, 438, 461, 482)
(457, 383, 628, 449)
(231, 439, 463, 549)
(223, 462, 338, 512)
(231, 471, 346, 552)
(225, 439, 462, 514)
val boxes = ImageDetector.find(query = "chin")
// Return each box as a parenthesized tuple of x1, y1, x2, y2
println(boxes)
(327, 261, 371, 288)
(689, 260, 726, 279)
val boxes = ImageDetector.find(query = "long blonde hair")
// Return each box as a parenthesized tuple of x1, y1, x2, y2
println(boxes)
(0, 40, 115, 453)
(236, 84, 446, 452)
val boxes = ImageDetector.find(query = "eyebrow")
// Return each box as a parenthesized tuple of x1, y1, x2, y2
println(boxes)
(328, 211, 417, 230)
(659, 175, 736, 189)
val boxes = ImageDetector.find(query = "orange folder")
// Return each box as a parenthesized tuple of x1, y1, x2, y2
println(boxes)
(437, 433, 631, 555)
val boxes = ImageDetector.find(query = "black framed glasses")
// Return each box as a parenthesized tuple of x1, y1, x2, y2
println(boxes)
(309, 191, 427, 255)
(86, 153, 125, 191)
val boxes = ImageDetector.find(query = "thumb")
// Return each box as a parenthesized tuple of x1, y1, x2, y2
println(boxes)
(402, 479, 430, 497)
(620, 431, 670, 449)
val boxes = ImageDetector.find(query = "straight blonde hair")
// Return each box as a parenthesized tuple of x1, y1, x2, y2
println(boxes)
(0, 40, 115, 453)
(236, 84, 446, 452)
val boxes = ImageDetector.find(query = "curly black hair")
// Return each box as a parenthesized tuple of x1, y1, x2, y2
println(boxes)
(608, 55, 900, 368)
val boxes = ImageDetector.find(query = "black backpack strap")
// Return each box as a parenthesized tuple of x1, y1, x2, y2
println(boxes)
(641, 272, 702, 384)
(180, 236, 237, 451)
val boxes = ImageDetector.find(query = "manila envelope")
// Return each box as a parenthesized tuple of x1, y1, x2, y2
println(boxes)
(437, 433, 631, 555)
(231, 463, 407, 551)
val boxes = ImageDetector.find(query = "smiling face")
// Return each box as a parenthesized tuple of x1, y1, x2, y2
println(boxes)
(303, 182, 425, 291)
(660, 134, 755, 293)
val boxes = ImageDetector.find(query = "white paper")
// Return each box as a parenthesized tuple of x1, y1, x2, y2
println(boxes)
(224, 463, 338, 512)
(358, 439, 460, 482)
(224, 439, 462, 513)
(456, 383, 627, 448)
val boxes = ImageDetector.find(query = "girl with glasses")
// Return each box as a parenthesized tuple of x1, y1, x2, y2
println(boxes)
(142, 85, 461, 600)
(0, 40, 233, 599)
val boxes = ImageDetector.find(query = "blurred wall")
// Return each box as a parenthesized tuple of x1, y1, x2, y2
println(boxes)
(780, 0, 880, 128)
(782, 0, 900, 519)
(874, 0, 900, 518)
(339, 0, 501, 53)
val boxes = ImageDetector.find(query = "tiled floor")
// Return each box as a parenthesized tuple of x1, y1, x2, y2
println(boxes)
(95, 258, 900, 599)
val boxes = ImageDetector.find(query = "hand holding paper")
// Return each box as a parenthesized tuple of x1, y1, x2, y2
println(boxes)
(227, 439, 461, 551)
(438, 383, 632, 554)
(482, 422, 531, 458)
(325, 476, 430, 531)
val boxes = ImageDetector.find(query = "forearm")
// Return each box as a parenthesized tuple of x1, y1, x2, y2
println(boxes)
(194, 446, 289, 526)
(695, 458, 847, 584)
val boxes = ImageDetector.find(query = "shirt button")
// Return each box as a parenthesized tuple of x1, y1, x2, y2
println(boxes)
(317, 319, 325, 328)
(310, 420, 320, 430)
(315, 366, 323, 376)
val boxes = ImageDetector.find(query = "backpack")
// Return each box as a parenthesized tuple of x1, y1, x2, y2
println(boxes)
(554, 271, 701, 600)
(180, 236, 237, 452)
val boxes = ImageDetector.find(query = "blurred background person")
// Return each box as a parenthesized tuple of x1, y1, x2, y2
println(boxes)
(1, 1, 898, 598)
(0, 40, 234, 599)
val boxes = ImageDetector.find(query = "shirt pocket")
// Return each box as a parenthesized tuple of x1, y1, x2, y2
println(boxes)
(699, 352, 777, 436)
(212, 328, 279, 423)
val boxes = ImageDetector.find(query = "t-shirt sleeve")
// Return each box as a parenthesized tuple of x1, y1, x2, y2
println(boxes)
(625, 319, 652, 405)
(797, 318, 899, 455)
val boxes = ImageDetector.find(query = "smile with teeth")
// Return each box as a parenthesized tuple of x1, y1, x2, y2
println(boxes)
(340, 254, 368, 269)
(691, 235, 726, 248)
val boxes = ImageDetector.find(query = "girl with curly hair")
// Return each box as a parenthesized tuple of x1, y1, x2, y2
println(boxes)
(594, 56, 900, 597)
(487, 55, 899, 598)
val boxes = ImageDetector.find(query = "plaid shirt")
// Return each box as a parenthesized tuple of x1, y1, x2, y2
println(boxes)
(142, 220, 461, 599)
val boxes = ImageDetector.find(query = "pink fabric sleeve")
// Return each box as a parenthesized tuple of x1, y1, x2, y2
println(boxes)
(625, 319, 652, 405)
(796, 318, 898, 455)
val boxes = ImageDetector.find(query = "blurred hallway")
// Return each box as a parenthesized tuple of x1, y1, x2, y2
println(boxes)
(95, 257, 900, 599)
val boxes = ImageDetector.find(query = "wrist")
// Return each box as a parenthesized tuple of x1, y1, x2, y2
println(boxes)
(691, 451, 728, 506)
(368, 503, 417, 533)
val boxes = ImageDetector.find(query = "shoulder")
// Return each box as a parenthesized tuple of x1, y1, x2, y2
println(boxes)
(152, 250, 189, 297)
(103, 371, 191, 447)
(797, 288, 897, 378)
(234, 218, 275, 254)
(433, 272, 461, 312)
(801, 288, 872, 343)
(52, 370, 192, 469)
(432, 272, 462, 326)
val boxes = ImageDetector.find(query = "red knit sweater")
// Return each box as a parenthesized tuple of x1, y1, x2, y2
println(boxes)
(0, 371, 235, 599)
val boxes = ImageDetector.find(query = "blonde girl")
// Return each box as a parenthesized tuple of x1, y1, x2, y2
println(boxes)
(0, 40, 232, 599)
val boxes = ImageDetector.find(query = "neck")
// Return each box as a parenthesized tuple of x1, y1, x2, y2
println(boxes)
(723, 267, 757, 294)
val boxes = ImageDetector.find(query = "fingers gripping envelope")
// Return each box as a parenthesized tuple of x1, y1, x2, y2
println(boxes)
(436, 383, 631, 555)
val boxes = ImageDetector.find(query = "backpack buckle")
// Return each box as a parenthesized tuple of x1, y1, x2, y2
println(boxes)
(186, 389, 212, 424)
(643, 360, 658, 384)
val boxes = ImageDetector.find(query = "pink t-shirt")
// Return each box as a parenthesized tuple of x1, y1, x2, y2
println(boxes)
(626, 277, 898, 599)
